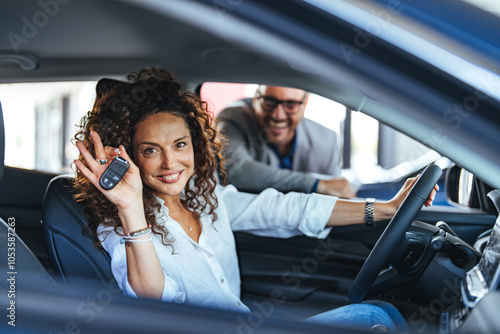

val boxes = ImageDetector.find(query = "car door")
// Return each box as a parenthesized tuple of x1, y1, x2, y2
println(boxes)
(236, 168, 496, 317)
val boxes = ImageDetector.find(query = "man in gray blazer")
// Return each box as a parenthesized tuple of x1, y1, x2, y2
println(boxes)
(217, 85, 355, 197)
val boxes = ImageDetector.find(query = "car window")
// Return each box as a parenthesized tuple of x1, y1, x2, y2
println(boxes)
(201, 82, 439, 184)
(0, 80, 439, 179)
(0, 82, 96, 173)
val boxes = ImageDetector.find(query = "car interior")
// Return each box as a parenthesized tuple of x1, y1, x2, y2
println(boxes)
(1, 0, 500, 333)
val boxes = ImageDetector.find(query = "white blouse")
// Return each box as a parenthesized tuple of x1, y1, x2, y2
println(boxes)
(99, 185, 337, 313)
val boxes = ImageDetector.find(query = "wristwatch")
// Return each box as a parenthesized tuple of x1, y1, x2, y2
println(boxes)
(365, 198, 376, 226)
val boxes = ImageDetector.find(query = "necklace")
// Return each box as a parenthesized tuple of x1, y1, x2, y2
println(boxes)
(169, 205, 196, 231)
(178, 220, 193, 231)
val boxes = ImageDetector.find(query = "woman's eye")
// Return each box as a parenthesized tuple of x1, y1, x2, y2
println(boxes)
(144, 147, 158, 155)
(175, 142, 187, 149)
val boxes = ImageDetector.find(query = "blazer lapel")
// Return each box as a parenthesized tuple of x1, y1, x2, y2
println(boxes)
(292, 121, 313, 171)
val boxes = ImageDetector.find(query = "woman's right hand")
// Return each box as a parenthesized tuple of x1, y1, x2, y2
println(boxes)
(74, 131, 143, 211)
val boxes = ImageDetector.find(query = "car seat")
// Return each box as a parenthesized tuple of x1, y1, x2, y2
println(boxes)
(41, 78, 122, 290)
(42, 175, 117, 289)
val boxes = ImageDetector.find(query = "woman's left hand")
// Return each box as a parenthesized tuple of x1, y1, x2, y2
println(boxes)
(388, 175, 439, 214)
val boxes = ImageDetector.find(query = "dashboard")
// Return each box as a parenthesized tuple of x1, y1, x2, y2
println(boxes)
(440, 215, 500, 332)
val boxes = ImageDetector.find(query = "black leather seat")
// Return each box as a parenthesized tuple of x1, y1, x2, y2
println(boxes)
(41, 79, 122, 290)
(42, 175, 117, 289)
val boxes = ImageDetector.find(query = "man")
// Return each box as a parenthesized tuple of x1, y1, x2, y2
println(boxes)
(217, 85, 356, 197)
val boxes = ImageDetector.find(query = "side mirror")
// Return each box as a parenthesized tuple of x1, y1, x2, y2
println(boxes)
(445, 165, 474, 207)
(445, 165, 497, 213)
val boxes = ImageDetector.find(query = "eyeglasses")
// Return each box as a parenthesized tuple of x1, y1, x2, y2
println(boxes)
(257, 93, 306, 114)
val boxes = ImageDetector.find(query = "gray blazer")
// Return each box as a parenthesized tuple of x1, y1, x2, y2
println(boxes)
(217, 99, 341, 193)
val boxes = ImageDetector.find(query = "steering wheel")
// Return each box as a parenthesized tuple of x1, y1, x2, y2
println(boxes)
(348, 164, 442, 302)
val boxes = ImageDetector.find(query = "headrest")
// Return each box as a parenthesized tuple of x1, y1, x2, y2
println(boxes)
(95, 78, 127, 99)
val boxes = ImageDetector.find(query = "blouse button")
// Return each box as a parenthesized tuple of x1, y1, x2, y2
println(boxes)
(220, 278, 225, 283)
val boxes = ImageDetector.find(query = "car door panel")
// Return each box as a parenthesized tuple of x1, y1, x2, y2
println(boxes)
(236, 223, 387, 304)
(236, 206, 494, 307)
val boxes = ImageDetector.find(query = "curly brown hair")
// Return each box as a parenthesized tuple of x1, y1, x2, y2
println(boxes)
(73, 68, 225, 249)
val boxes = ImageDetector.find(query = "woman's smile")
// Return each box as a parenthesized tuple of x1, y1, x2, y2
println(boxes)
(157, 170, 183, 183)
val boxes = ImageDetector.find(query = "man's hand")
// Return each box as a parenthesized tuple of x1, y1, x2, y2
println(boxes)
(317, 177, 357, 198)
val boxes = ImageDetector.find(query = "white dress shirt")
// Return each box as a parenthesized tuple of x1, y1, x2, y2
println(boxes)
(99, 185, 337, 313)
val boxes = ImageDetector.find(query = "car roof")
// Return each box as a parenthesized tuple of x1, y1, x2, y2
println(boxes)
(1, 0, 500, 189)
(1, 0, 499, 81)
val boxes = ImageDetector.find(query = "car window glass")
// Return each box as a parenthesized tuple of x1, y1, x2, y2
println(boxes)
(0, 82, 96, 173)
(201, 82, 438, 183)
(0, 81, 438, 179)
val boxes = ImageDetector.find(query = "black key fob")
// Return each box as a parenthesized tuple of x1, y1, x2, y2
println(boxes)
(99, 156, 129, 190)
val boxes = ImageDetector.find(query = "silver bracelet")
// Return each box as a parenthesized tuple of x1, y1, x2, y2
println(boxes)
(120, 232, 152, 244)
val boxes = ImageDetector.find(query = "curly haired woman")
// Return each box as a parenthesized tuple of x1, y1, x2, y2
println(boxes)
(73, 68, 436, 332)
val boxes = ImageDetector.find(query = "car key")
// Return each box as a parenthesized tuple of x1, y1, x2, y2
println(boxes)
(99, 156, 129, 190)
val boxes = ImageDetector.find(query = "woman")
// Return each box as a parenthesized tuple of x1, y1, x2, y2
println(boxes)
(74, 68, 436, 331)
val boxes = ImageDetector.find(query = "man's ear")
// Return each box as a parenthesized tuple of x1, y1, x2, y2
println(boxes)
(252, 85, 263, 108)
(302, 93, 310, 108)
